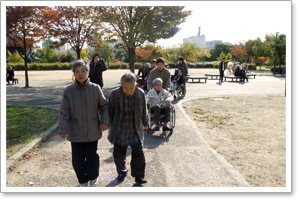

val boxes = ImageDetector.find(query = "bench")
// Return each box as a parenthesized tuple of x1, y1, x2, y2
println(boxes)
(205, 74, 220, 80)
(224, 76, 250, 82)
(7, 78, 18, 85)
(187, 76, 208, 83)
(246, 74, 257, 79)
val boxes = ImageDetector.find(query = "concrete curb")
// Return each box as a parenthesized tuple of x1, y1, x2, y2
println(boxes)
(176, 97, 250, 187)
(6, 122, 59, 169)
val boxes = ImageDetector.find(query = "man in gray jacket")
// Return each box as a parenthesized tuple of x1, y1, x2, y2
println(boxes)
(147, 57, 171, 91)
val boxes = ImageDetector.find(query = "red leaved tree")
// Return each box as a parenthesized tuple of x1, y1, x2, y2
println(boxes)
(6, 6, 54, 87)
(136, 48, 152, 62)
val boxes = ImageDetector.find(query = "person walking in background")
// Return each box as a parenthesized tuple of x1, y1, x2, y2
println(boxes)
(6, 66, 15, 84)
(58, 60, 110, 187)
(89, 54, 107, 88)
(147, 57, 171, 90)
(108, 71, 148, 184)
(177, 57, 188, 96)
(148, 59, 157, 76)
(177, 57, 188, 79)
(137, 60, 150, 91)
(219, 57, 226, 82)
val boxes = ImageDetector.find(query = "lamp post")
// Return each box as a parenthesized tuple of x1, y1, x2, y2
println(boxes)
(273, 32, 279, 76)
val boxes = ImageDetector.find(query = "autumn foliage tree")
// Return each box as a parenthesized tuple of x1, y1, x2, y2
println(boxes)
(98, 6, 191, 72)
(49, 6, 104, 59)
(136, 48, 152, 62)
(6, 6, 53, 87)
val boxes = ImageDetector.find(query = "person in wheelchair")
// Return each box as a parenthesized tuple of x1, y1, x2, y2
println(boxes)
(171, 69, 184, 95)
(146, 78, 173, 132)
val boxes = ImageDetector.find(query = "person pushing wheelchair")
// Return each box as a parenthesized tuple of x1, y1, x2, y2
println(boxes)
(146, 78, 173, 132)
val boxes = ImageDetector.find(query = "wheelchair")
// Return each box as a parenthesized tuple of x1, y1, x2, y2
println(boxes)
(171, 82, 185, 99)
(147, 102, 176, 133)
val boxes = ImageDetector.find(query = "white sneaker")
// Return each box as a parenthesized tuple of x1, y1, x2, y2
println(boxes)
(79, 182, 89, 187)
(90, 178, 98, 187)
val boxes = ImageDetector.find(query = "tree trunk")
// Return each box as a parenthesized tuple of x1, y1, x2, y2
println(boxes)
(24, 58, 29, 87)
(23, 35, 29, 87)
(76, 47, 81, 60)
(128, 47, 136, 73)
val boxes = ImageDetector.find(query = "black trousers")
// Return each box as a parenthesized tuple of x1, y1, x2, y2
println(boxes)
(219, 70, 224, 81)
(71, 141, 99, 184)
(151, 105, 171, 124)
(113, 143, 145, 178)
(6, 77, 14, 83)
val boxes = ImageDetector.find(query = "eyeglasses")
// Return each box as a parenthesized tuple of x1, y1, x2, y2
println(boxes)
(155, 84, 162, 86)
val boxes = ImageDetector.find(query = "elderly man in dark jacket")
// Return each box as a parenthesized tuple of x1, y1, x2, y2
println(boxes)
(108, 71, 148, 184)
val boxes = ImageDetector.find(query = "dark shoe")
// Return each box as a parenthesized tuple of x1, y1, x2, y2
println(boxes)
(163, 126, 170, 132)
(117, 173, 127, 182)
(135, 177, 148, 184)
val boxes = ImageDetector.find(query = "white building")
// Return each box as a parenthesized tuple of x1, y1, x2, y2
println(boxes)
(183, 27, 205, 48)
(205, 40, 223, 50)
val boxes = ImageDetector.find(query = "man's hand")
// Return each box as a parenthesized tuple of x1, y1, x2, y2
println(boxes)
(166, 100, 170, 106)
(143, 126, 149, 130)
(59, 133, 66, 139)
(100, 123, 109, 131)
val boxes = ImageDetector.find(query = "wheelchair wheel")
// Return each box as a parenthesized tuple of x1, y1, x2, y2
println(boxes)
(170, 105, 176, 129)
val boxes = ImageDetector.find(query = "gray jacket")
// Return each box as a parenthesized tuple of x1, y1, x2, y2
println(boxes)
(108, 87, 148, 144)
(58, 80, 109, 143)
(147, 67, 171, 90)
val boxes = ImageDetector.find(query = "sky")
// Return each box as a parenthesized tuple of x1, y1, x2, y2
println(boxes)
(156, 1, 291, 48)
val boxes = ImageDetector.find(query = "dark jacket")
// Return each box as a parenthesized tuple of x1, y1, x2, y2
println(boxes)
(239, 69, 246, 77)
(108, 87, 148, 144)
(138, 66, 150, 80)
(58, 80, 110, 143)
(177, 62, 188, 77)
(89, 60, 107, 88)
(219, 61, 226, 71)
(7, 69, 14, 78)
(234, 66, 240, 76)
(171, 74, 184, 85)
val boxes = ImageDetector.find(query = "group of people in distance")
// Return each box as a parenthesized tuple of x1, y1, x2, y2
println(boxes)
(219, 57, 248, 82)
(58, 55, 188, 187)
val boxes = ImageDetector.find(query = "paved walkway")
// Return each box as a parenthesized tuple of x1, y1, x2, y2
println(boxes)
(4, 70, 285, 188)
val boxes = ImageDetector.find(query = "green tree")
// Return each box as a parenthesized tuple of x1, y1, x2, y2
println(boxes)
(178, 42, 198, 62)
(197, 46, 211, 66)
(161, 45, 180, 64)
(42, 45, 58, 63)
(276, 34, 286, 67)
(252, 38, 265, 68)
(99, 43, 115, 67)
(7, 50, 24, 63)
(80, 49, 89, 60)
(209, 43, 233, 61)
(115, 48, 129, 62)
(226, 52, 232, 61)
(98, 6, 191, 72)
(55, 50, 75, 63)
(218, 51, 226, 61)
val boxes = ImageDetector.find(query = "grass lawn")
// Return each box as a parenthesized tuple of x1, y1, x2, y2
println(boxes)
(6, 105, 59, 159)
